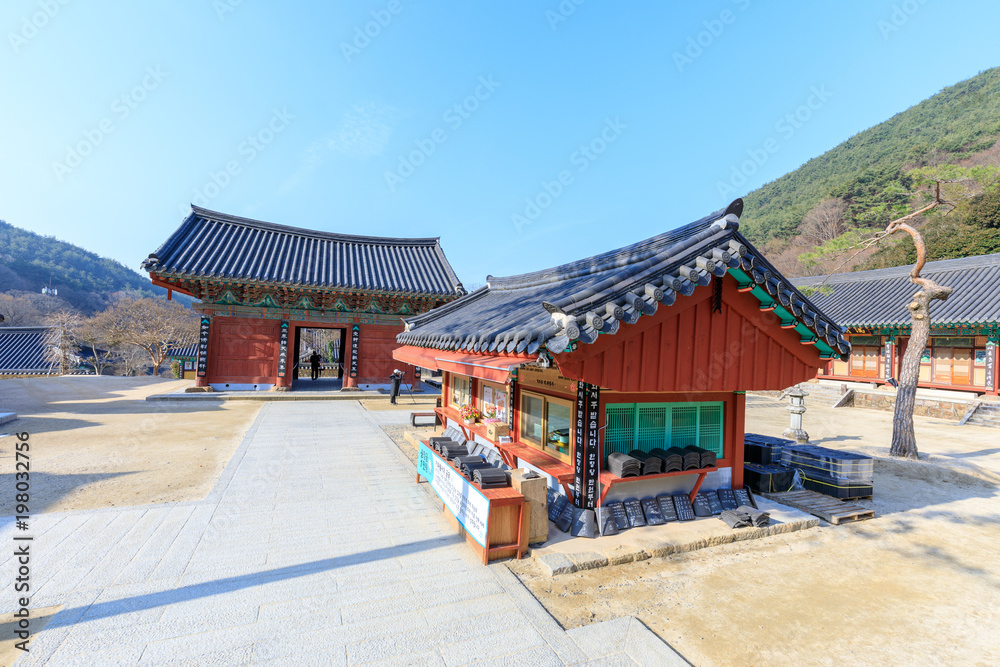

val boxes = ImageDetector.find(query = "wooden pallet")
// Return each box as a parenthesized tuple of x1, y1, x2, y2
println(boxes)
(762, 490, 875, 525)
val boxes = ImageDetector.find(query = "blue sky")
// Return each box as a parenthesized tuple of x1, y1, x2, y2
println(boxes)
(2, 0, 999, 290)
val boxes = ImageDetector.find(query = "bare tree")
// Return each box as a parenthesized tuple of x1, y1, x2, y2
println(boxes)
(77, 309, 119, 375)
(883, 184, 952, 458)
(800, 197, 848, 246)
(103, 297, 199, 376)
(0, 291, 72, 326)
(110, 344, 149, 377)
(43, 310, 83, 374)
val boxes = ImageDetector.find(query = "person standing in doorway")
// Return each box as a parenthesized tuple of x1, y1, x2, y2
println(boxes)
(309, 350, 322, 381)
(389, 368, 403, 404)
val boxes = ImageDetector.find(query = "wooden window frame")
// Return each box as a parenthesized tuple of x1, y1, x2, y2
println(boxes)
(478, 380, 509, 422)
(519, 389, 574, 463)
(447, 373, 471, 410)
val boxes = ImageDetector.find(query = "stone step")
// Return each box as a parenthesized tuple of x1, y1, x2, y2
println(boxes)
(967, 415, 1000, 428)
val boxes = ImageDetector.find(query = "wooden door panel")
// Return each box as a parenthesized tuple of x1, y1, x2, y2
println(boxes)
(952, 349, 971, 386)
(933, 348, 952, 384)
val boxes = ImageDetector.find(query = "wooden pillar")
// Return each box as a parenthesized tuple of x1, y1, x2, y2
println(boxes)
(731, 391, 746, 489)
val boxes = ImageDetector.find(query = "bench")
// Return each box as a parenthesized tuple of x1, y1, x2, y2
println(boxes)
(410, 411, 440, 427)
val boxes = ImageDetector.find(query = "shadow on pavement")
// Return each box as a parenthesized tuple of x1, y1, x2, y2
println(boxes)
(49, 534, 464, 627)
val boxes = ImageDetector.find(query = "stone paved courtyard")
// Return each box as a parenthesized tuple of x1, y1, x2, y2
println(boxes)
(1, 401, 682, 666)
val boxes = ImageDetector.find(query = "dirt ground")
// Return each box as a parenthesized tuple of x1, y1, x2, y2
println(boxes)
(507, 397, 1000, 666)
(0, 376, 260, 514)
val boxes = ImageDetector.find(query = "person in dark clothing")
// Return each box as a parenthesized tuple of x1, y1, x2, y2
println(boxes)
(389, 368, 403, 404)
(309, 351, 322, 380)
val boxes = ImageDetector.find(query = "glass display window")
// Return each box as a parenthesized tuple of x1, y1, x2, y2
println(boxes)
(519, 390, 573, 461)
(449, 374, 471, 409)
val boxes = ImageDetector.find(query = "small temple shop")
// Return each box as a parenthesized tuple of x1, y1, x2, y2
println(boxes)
(791, 252, 1000, 395)
(143, 206, 465, 390)
(394, 199, 850, 554)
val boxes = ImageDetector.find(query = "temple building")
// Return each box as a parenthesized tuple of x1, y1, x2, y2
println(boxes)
(143, 207, 464, 391)
(0, 326, 58, 376)
(394, 199, 849, 517)
(791, 253, 1000, 396)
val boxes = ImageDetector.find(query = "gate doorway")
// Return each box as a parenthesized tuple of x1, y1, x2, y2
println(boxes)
(292, 326, 346, 390)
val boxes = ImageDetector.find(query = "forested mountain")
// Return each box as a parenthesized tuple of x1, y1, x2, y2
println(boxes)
(0, 219, 175, 317)
(739, 67, 1000, 276)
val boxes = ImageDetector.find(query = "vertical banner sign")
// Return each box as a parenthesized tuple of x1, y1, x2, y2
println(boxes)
(884, 340, 893, 381)
(349, 324, 360, 379)
(196, 317, 210, 377)
(413, 366, 421, 386)
(986, 340, 996, 391)
(507, 377, 516, 433)
(277, 321, 289, 378)
(572, 381, 587, 508)
(583, 384, 601, 510)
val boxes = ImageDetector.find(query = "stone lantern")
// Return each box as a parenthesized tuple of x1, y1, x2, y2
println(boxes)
(782, 384, 809, 444)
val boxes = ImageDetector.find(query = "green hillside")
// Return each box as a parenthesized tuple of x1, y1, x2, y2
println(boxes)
(0, 219, 172, 314)
(739, 67, 1000, 273)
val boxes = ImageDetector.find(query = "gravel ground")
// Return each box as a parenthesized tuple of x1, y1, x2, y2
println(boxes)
(507, 397, 1000, 666)
(0, 376, 260, 513)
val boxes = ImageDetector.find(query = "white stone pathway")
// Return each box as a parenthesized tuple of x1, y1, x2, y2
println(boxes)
(1, 401, 684, 666)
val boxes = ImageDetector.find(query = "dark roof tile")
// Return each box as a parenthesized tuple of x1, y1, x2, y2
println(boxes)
(790, 253, 1000, 327)
(143, 207, 465, 297)
(398, 200, 848, 357)
(0, 326, 57, 374)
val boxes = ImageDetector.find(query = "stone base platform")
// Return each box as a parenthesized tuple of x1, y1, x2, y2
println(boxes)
(533, 497, 819, 577)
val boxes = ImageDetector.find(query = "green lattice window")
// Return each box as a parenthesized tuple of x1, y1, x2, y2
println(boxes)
(603, 402, 724, 466)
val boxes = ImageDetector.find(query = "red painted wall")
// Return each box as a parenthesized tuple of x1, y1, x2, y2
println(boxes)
(207, 317, 280, 384)
(353, 322, 415, 386)
(205, 316, 415, 388)
(556, 274, 824, 394)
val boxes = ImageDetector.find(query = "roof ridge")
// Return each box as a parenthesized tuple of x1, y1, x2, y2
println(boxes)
(189, 206, 443, 247)
(485, 207, 729, 292)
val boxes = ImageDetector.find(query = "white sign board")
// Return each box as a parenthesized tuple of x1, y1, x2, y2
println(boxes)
(417, 443, 490, 547)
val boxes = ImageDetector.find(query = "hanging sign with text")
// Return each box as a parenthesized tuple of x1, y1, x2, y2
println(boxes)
(349, 324, 360, 378)
(277, 321, 289, 377)
(986, 341, 996, 391)
(572, 382, 600, 509)
(196, 317, 210, 377)
(518, 364, 577, 394)
(583, 383, 600, 509)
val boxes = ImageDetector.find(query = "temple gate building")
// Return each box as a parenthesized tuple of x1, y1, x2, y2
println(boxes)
(143, 207, 464, 390)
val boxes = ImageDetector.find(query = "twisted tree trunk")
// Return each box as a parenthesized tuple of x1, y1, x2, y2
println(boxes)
(884, 192, 952, 458)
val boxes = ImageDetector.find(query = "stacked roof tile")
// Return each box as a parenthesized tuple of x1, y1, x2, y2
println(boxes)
(142, 207, 465, 297)
(790, 253, 1000, 328)
(398, 199, 850, 357)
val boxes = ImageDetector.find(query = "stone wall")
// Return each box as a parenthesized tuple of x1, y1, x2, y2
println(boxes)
(853, 391, 970, 421)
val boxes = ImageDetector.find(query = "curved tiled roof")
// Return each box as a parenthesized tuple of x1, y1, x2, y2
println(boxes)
(0, 326, 57, 375)
(142, 207, 465, 297)
(166, 344, 199, 358)
(790, 252, 1000, 328)
(398, 200, 850, 358)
